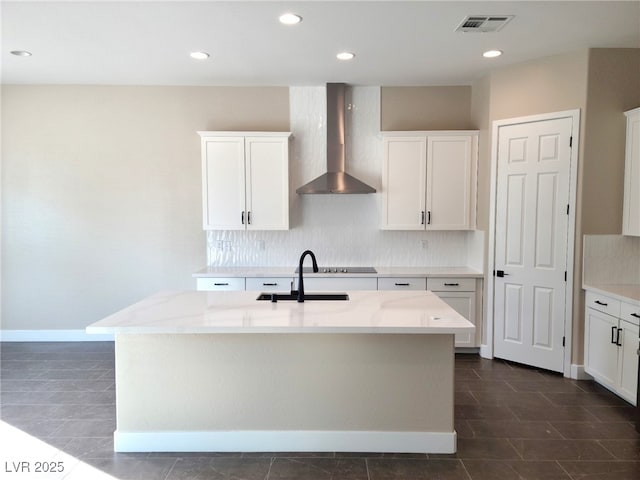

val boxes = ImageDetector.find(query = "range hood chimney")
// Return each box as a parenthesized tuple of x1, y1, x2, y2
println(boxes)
(296, 83, 376, 194)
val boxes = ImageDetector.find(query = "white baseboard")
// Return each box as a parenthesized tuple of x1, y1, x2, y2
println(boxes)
(114, 430, 457, 454)
(0, 329, 114, 342)
(571, 364, 592, 380)
(479, 344, 493, 359)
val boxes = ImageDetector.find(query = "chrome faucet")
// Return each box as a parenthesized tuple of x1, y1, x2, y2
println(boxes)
(297, 250, 318, 302)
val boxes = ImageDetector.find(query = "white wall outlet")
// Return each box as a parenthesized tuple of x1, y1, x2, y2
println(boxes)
(421, 239, 429, 250)
(257, 240, 266, 251)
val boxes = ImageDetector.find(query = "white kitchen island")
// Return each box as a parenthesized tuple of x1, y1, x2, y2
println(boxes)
(86, 290, 474, 454)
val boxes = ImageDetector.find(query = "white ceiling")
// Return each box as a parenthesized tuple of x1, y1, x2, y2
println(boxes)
(2, 1, 639, 86)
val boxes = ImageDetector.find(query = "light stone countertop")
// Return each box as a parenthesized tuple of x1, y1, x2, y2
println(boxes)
(192, 266, 483, 278)
(86, 290, 475, 335)
(583, 283, 640, 305)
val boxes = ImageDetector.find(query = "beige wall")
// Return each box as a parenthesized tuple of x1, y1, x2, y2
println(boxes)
(380, 86, 472, 131)
(1, 86, 289, 330)
(582, 48, 640, 235)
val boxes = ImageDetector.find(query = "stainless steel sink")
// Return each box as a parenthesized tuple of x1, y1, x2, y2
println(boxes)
(256, 293, 349, 302)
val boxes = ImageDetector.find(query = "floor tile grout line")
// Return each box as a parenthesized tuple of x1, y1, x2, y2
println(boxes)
(160, 457, 180, 480)
(505, 437, 526, 461)
(458, 459, 474, 480)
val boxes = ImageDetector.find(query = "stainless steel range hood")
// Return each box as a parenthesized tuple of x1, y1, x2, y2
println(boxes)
(296, 83, 376, 194)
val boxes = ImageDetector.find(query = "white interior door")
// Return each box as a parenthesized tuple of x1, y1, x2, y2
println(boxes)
(493, 116, 573, 372)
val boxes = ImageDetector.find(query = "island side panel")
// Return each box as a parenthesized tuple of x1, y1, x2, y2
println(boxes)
(114, 333, 455, 451)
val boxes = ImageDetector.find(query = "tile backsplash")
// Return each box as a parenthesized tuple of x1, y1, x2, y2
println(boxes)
(206, 86, 482, 268)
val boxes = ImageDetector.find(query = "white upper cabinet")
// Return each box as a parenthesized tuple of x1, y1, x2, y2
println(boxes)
(623, 107, 640, 236)
(199, 132, 291, 230)
(381, 136, 427, 230)
(381, 131, 478, 230)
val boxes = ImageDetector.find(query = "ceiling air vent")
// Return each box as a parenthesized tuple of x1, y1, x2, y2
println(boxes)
(455, 15, 514, 33)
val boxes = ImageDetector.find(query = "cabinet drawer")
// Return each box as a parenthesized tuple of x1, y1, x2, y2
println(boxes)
(196, 277, 245, 291)
(427, 277, 475, 292)
(585, 291, 621, 317)
(245, 277, 292, 292)
(377, 277, 426, 290)
(621, 301, 640, 327)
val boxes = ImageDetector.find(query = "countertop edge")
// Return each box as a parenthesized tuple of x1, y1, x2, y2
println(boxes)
(583, 283, 640, 305)
(86, 326, 475, 335)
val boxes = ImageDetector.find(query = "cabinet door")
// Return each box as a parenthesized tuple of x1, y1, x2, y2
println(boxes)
(245, 137, 289, 230)
(623, 108, 640, 236)
(381, 136, 426, 230)
(617, 319, 639, 405)
(426, 135, 476, 230)
(433, 291, 476, 348)
(584, 308, 619, 391)
(202, 137, 245, 230)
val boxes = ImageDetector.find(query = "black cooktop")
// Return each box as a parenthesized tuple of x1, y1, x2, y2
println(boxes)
(294, 266, 377, 274)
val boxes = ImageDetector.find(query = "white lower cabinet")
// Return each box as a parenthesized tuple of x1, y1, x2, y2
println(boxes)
(427, 278, 479, 348)
(584, 291, 639, 405)
(196, 277, 245, 291)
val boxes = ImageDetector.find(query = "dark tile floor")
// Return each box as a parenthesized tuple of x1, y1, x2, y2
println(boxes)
(0, 342, 638, 479)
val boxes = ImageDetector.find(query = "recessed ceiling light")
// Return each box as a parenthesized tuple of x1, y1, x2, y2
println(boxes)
(336, 52, 355, 61)
(190, 51, 210, 60)
(279, 13, 302, 25)
(483, 50, 503, 58)
(10, 50, 32, 57)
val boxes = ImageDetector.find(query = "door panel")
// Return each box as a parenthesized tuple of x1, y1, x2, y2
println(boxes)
(494, 117, 573, 372)
(532, 286, 553, 348)
(505, 174, 526, 266)
(535, 173, 558, 268)
(503, 283, 523, 343)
